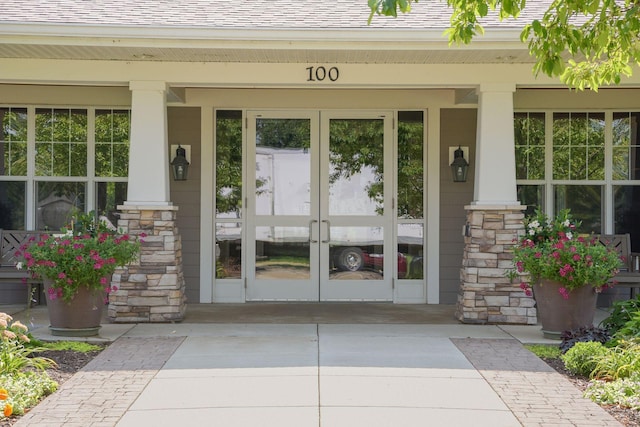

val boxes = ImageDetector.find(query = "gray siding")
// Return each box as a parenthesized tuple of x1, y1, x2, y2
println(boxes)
(439, 109, 476, 303)
(168, 107, 202, 303)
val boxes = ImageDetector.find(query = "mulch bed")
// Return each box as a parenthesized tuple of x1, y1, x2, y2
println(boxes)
(543, 357, 640, 427)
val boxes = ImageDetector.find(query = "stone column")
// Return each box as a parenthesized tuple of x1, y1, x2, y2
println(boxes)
(455, 206, 535, 324)
(108, 205, 186, 322)
(455, 83, 535, 324)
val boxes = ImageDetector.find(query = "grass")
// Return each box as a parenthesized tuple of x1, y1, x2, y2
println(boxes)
(524, 344, 562, 359)
(40, 341, 102, 353)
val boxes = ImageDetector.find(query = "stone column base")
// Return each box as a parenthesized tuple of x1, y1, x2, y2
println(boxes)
(455, 205, 536, 325)
(108, 205, 187, 323)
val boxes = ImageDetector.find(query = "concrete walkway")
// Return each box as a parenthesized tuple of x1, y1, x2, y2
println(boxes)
(6, 305, 621, 427)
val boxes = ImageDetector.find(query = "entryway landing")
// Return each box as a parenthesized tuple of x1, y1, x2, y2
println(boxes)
(183, 303, 458, 324)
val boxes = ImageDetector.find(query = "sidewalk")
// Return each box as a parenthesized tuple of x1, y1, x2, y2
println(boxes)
(7, 305, 621, 427)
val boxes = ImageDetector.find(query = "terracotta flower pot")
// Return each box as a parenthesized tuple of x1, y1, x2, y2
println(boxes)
(44, 278, 106, 337)
(533, 279, 598, 340)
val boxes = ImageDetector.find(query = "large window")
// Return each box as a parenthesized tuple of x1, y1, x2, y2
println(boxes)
(516, 110, 640, 243)
(0, 106, 130, 230)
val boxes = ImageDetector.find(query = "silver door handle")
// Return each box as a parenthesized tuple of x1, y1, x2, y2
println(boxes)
(321, 219, 331, 244)
(309, 220, 318, 243)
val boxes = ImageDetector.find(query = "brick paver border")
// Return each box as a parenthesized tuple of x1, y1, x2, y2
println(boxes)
(453, 338, 621, 427)
(15, 336, 184, 427)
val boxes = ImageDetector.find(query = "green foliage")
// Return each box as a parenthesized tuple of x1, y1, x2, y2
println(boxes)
(509, 209, 622, 293)
(0, 372, 58, 418)
(524, 344, 562, 359)
(40, 341, 102, 353)
(560, 326, 611, 353)
(600, 295, 640, 336)
(368, 0, 640, 90)
(584, 377, 640, 410)
(0, 313, 56, 376)
(615, 311, 640, 339)
(16, 211, 142, 302)
(561, 341, 610, 377)
(591, 339, 640, 380)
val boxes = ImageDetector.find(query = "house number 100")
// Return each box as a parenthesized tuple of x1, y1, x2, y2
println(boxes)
(306, 66, 339, 82)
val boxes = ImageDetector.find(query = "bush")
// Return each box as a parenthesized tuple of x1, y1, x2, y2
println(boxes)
(560, 326, 611, 353)
(0, 372, 58, 418)
(615, 311, 640, 339)
(0, 313, 55, 375)
(584, 377, 640, 410)
(591, 339, 640, 381)
(561, 341, 610, 377)
(600, 295, 640, 336)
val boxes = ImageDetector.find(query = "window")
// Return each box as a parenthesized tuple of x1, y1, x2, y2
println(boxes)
(0, 106, 130, 230)
(516, 110, 640, 239)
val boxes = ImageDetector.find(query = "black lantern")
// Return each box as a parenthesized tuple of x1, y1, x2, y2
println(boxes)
(450, 146, 469, 183)
(171, 145, 190, 181)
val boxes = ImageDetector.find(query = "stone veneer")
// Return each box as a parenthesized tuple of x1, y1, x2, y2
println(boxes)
(455, 205, 537, 325)
(108, 205, 187, 322)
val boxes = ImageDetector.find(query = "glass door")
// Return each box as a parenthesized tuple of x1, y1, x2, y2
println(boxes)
(246, 112, 319, 300)
(245, 111, 393, 301)
(319, 112, 393, 301)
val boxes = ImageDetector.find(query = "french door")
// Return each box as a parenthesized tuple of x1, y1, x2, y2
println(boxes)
(246, 111, 393, 301)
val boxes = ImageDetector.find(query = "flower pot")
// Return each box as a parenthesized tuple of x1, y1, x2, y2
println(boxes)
(533, 279, 598, 340)
(44, 278, 105, 337)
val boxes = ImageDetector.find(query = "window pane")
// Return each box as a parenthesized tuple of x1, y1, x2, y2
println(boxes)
(255, 226, 310, 280)
(36, 181, 86, 230)
(255, 118, 311, 216)
(95, 109, 130, 177)
(614, 185, 640, 251)
(329, 227, 384, 279)
(397, 111, 424, 219)
(398, 223, 423, 280)
(612, 112, 640, 180)
(0, 181, 26, 229)
(35, 109, 88, 177)
(553, 112, 605, 180)
(517, 185, 544, 216)
(329, 119, 384, 216)
(514, 112, 545, 180)
(0, 108, 28, 177)
(554, 185, 602, 233)
(216, 110, 243, 218)
(216, 223, 242, 279)
(96, 181, 127, 227)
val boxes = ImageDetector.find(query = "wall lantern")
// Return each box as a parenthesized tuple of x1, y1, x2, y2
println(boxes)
(449, 146, 470, 183)
(171, 144, 190, 181)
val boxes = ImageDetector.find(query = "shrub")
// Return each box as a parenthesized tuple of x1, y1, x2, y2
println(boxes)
(600, 295, 640, 336)
(591, 339, 640, 381)
(560, 326, 611, 353)
(0, 372, 58, 418)
(584, 377, 640, 410)
(561, 341, 610, 377)
(0, 313, 55, 375)
(615, 311, 640, 339)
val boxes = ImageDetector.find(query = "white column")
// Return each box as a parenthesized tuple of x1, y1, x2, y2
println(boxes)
(125, 81, 171, 206)
(472, 83, 520, 206)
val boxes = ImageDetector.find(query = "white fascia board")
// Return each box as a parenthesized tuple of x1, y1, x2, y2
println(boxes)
(0, 23, 526, 50)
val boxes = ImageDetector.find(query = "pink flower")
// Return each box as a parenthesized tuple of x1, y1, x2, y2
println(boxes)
(100, 277, 108, 285)
(57, 272, 66, 279)
(76, 255, 83, 261)
(558, 287, 570, 300)
(573, 254, 581, 261)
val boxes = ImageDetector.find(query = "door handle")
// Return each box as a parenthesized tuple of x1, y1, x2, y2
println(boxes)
(309, 220, 318, 243)
(321, 219, 331, 244)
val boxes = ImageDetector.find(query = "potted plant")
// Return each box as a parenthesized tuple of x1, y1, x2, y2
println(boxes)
(15, 211, 142, 336)
(510, 209, 622, 339)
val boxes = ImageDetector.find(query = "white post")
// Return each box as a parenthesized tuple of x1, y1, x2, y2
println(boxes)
(472, 83, 520, 206)
(125, 81, 171, 206)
